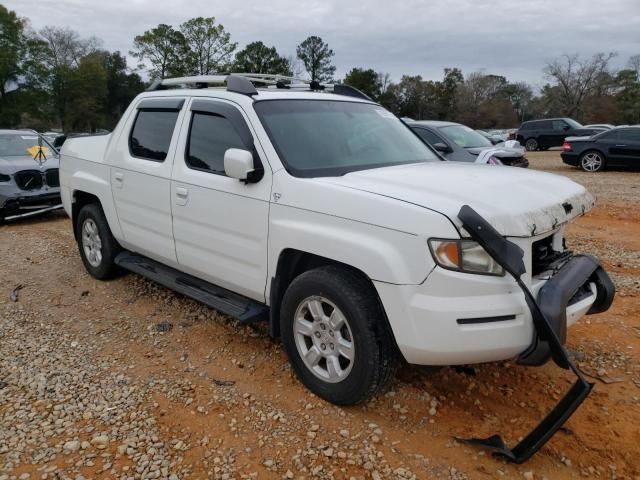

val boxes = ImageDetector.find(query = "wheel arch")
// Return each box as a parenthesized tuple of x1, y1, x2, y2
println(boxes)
(268, 249, 397, 349)
(72, 190, 102, 241)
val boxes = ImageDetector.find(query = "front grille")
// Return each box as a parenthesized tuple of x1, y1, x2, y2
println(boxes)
(532, 235, 572, 276)
(14, 170, 43, 191)
(46, 168, 60, 187)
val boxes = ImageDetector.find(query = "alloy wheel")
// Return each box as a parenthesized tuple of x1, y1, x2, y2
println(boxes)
(82, 218, 103, 267)
(581, 152, 603, 172)
(293, 296, 355, 383)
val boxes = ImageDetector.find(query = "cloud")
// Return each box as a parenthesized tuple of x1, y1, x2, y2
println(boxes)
(7, 0, 640, 87)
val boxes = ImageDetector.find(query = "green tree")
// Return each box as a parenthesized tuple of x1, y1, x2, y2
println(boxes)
(433, 68, 463, 120)
(233, 41, 291, 75)
(130, 24, 187, 79)
(66, 52, 108, 131)
(180, 17, 236, 75)
(102, 51, 144, 127)
(343, 67, 381, 100)
(615, 69, 640, 124)
(296, 36, 335, 82)
(0, 5, 49, 126)
(382, 75, 436, 119)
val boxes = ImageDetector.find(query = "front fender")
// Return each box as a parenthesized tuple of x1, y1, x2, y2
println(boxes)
(267, 203, 436, 287)
(62, 158, 122, 241)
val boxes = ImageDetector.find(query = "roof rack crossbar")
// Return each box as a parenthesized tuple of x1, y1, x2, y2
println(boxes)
(146, 73, 372, 100)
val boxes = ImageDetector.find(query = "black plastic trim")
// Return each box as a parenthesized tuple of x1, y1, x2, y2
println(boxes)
(137, 98, 185, 111)
(457, 314, 516, 325)
(455, 204, 614, 463)
(115, 252, 268, 323)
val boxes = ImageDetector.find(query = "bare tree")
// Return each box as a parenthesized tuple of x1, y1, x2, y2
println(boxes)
(377, 72, 391, 94)
(39, 26, 100, 68)
(627, 54, 640, 76)
(543, 52, 616, 117)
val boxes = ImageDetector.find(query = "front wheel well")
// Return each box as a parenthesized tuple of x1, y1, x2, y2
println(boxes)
(268, 250, 396, 347)
(71, 191, 101, 240)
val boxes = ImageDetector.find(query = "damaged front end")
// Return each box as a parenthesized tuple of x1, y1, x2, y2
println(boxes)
(455, 205, 615, 464)
(0, 132, 63, 222)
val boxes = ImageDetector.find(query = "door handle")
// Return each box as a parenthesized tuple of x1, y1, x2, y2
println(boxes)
(615, 144, 627, 147)
(113, 172, 124, 188)
(175, 187, 189, 206)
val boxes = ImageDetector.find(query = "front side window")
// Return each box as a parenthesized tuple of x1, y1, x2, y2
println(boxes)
(413, 127, 447, 146)
(186, 113, 246, 175)
(552, 120, 568, 131)
(439, 125, 492, 148)
(129, 110, 179, 161)
(254, 100, 438, 177)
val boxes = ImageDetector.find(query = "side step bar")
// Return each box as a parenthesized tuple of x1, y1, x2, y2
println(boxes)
(115, 252, 268, 324)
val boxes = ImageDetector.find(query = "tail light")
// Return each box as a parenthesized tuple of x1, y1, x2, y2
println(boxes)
(562, 141, 571, 152)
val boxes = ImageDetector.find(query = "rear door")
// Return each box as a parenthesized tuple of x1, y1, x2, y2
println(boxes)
(535, 120, 553, 148)
(170, 98, 272, 301)
(110, 97, 186, 266)
(550, 119, 570, 147)
(609, 128, 640, 166)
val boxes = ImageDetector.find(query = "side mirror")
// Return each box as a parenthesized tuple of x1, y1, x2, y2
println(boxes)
(563, 125, 570, 131)
(224, 148, 254, 181)
(433, 142, 449, 153)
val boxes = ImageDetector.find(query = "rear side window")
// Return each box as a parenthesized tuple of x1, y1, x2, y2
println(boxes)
(186, 113, 246, 175)
(129, 110, 180, 161)
(617, 129, 640, 142)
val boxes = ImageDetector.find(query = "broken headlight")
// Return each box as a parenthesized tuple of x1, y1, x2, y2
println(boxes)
(428, 239, 504, 276)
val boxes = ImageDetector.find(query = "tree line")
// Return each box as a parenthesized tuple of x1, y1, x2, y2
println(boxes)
(1, 3, 639, 133)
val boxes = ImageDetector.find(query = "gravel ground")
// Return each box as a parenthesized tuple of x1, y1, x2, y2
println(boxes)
(1, 151, 639, 480)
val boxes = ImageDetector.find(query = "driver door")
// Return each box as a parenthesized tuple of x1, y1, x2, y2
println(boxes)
(170, 98, 272, 302)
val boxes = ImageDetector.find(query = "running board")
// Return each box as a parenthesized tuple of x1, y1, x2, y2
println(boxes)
(115, 252, 268, 324)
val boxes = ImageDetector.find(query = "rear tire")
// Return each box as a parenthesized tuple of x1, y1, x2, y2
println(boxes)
(280, 265, 399, 405)
(76, 203, 122, 279)
(524, 138, 538, 151)
(579, 150, 605, 172)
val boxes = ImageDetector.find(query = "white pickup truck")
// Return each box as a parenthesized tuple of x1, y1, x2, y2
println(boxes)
(60, 74, 614, 462)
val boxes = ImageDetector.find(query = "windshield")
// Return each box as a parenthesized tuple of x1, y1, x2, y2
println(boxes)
(439, 125, 492, 148)
(565, 118, 583, 129)
(0, 133, 56, 158)
(254, 100, 439, 177)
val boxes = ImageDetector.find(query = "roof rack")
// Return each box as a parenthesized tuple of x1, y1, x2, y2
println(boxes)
(146, 73, 372, 101)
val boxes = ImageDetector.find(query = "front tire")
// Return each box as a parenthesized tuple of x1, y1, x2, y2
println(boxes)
(524, 138, 538, 151)
(579, 150, 605, 172)
(76, 203, 122, 279)
(280, 266, 399, 405)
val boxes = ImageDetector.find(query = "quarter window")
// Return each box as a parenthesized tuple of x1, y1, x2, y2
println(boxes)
(186, 112, 246, 175)
(129, 110, 179, 161)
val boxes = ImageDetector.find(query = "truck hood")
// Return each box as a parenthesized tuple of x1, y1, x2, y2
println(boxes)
(0, 154, 59, 174)
(316, 162, 594, 237)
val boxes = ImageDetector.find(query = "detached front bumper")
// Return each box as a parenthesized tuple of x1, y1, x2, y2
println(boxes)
(454, 205, 615, 463)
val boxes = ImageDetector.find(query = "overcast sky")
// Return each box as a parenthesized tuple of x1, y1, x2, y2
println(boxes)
(6, 0, 640, 90)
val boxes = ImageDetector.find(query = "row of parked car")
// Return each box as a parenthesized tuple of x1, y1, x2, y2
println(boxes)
(2, 112, 639, 222)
